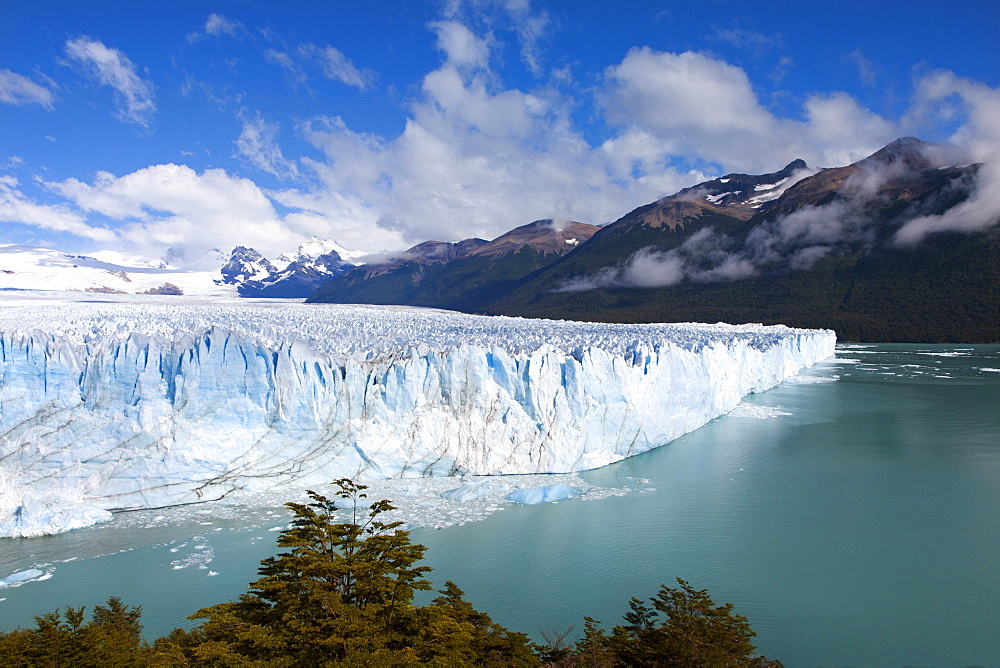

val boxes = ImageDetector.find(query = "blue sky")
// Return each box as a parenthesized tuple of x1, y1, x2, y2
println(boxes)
(1, 0, 998, 259)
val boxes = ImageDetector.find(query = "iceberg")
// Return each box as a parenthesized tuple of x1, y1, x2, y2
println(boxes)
(0, 569, 45, 588)
(505, 484, 579, 505)
(0, 295, 835, 538)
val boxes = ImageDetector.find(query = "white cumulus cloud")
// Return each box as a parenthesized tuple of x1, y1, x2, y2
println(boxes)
(262, 22, 707, 251)
(600, 48, 897, 173)
(47, 165, 298, 258)
(429, 20, 492, 70)
(0, 176, 115, 242)
(11, 17, 996, 267)
(286, 63, 692, 247)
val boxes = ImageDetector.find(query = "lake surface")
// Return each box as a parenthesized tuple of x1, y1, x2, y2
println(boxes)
(2, 344, 998, 666)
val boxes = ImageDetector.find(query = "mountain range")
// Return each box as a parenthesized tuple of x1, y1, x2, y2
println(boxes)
(308, 219, 600, 312)
(2, 137, 995, 342)
(309, 138, 999, 343)
(219, 237, 357, 297)
(0, 237, 360, 298)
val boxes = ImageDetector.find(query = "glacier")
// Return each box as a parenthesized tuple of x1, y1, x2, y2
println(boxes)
(0, 293, 835, 538)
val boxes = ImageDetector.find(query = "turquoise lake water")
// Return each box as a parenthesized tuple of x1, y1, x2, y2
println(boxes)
(2, 344, 998, 666)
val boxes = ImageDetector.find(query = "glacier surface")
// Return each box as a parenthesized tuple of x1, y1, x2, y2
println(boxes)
(0, 293, 835, 538)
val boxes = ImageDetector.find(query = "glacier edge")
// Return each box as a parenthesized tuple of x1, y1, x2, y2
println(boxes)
(0, 299, 836, 538)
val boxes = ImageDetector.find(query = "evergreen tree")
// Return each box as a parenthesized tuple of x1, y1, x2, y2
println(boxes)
(0, 597, 144, 667)
(420, 581, 539, 665)
(87, 596, 145, 665)
(573, 579, 781, 667)
(155, 478, 539, 665)
(158, 478, 432, 663)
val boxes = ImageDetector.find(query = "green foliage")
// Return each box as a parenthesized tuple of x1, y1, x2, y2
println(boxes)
(152, 478, 539, 666)
(572, 579, 781, 667)
(423, 581, 539, 665)
(0, 596, 144, 667)
(154, 478, 430, 664)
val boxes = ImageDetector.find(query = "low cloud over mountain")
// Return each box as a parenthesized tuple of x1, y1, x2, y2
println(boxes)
(560, 138, 993, 292)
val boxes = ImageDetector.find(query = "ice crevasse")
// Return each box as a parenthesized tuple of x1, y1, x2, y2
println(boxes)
(0, 299, 836, 537)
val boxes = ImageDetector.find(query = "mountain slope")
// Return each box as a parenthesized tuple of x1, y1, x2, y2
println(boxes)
(308, 220, 600, 311)
(484, 139, 999, 342)
(477, 160, 812, 305)
(488, 229, 999, 342)
(304, 138, 997, 342)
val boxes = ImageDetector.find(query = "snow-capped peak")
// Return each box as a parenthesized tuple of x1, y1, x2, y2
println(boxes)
(277, 237, 364, 264)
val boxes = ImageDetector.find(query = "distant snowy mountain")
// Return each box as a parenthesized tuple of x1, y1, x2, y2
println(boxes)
(0, 236, 361, 299)
(219, 246, 277, 284)
(277, 237, 367, 265)
(222, 236, 356, 298)
(0, 244, 237, 297)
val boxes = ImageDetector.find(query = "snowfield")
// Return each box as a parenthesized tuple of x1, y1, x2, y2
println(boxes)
(0, 292, 835, 537)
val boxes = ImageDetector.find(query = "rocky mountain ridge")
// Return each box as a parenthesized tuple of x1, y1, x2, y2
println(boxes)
(220, 237, 355, 298)
(307, 219, 600, 311)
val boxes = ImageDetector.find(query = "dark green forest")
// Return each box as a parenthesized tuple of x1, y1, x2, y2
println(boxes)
(486, 229, 1000, 343)
(0, 480, 781, 666)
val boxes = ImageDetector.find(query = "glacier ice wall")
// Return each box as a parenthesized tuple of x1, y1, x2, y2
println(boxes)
(0, 297, 835, 537)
